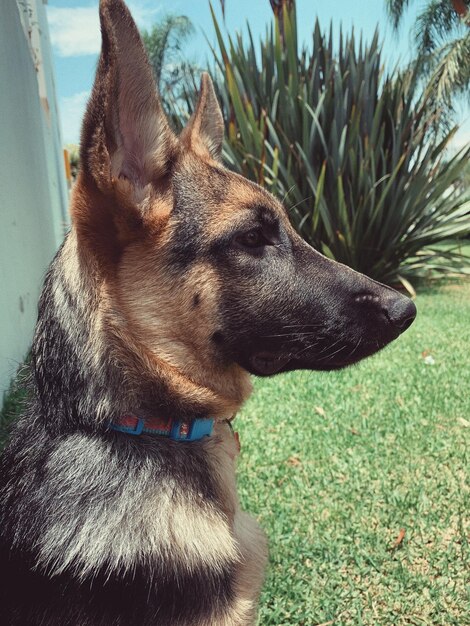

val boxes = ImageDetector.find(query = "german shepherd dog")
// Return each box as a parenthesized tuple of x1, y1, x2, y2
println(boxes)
(0, 1, 416, 624)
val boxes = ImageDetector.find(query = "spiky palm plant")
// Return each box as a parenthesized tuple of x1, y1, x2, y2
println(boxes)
(204, 5, 470, 288)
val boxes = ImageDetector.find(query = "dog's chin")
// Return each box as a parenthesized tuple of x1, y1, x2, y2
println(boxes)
(247, 352, 292, 376)
(246, 354, 353, 376)
(244, 352, 351, 376)
(243, 338, 393, 376)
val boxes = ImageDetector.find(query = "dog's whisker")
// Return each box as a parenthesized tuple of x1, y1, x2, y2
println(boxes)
(273, 323, 323, 330)
(317, 342, 349, 362)
(260, 331, 321, 339)
(315, 337, 342, 357)
(347, 337, 362, 358)
(290, 339, 321, 359)
(285, 334, 323, 358)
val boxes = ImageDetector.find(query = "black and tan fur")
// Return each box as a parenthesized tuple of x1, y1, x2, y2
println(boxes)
(0, 1, 416, 624)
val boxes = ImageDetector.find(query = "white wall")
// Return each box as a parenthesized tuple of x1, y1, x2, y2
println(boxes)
(0, 0, 68, 401)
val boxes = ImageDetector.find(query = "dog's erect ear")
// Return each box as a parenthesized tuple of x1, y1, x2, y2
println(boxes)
(80, 0, 176, 194)
(181, 73, 224, 161)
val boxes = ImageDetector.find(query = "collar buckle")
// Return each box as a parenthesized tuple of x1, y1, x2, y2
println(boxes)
(170, 418, 214, 442)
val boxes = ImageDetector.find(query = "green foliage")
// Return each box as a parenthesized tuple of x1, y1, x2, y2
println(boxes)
(65, 143, 79, 179)
(0, 365, 28, 446)
(426, 30, 470, 107)
(141, 15, 198, 114)
(386, 0, 470, 112)
(204, 6, 470, 286)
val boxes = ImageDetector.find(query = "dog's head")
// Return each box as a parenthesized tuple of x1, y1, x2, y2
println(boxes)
(73, 0, 415, 391)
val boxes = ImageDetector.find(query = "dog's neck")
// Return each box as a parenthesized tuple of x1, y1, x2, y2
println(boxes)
(107, 233, 253, 421)
(104, 308, 252, 421)
(31, 232, 251, 435)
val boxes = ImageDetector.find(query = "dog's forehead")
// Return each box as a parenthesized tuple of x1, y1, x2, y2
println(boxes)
(173, 154, 287, 227)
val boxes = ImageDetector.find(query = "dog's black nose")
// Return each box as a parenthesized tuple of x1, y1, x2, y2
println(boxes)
(386, 294, 417, 331)
(353, 288, 416, 334)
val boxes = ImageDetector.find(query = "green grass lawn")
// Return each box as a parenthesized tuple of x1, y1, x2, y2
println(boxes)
(236, 280, 470, 625)
(1, 281, 468, 625)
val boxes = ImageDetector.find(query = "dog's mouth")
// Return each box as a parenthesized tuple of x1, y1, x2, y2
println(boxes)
(247, 335, 394, 375)
(249, 352, 292, 376)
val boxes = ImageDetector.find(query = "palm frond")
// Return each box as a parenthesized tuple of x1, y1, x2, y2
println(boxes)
(415, 0, 464, 56)
(428, 30, 470, 104)
(386, 0, 414, 30)
(141, 15, 194, 87)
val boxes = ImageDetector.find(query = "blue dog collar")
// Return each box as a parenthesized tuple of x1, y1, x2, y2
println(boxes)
(109, 414, 214, 442)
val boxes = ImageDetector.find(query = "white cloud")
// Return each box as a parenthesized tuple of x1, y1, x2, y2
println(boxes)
(59, 90, 90, 145)
(47, 7, 100, 57)
(127, 1, 163, 29)
(47, 2, 162, 58)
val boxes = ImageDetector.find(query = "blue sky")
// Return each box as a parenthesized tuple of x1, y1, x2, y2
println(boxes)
(46, 0, 469, 149)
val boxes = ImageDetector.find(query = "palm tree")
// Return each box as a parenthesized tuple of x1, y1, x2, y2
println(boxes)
(141, 15, 198, 114)
(386, 0, 470, 110)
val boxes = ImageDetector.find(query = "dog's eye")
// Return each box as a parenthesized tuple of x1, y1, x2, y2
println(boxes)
(235, 229, 266, 250)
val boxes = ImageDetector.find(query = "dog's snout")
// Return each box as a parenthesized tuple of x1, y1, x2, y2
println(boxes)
(385, 294, 417, 331)
(353, 287, 416, 334)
